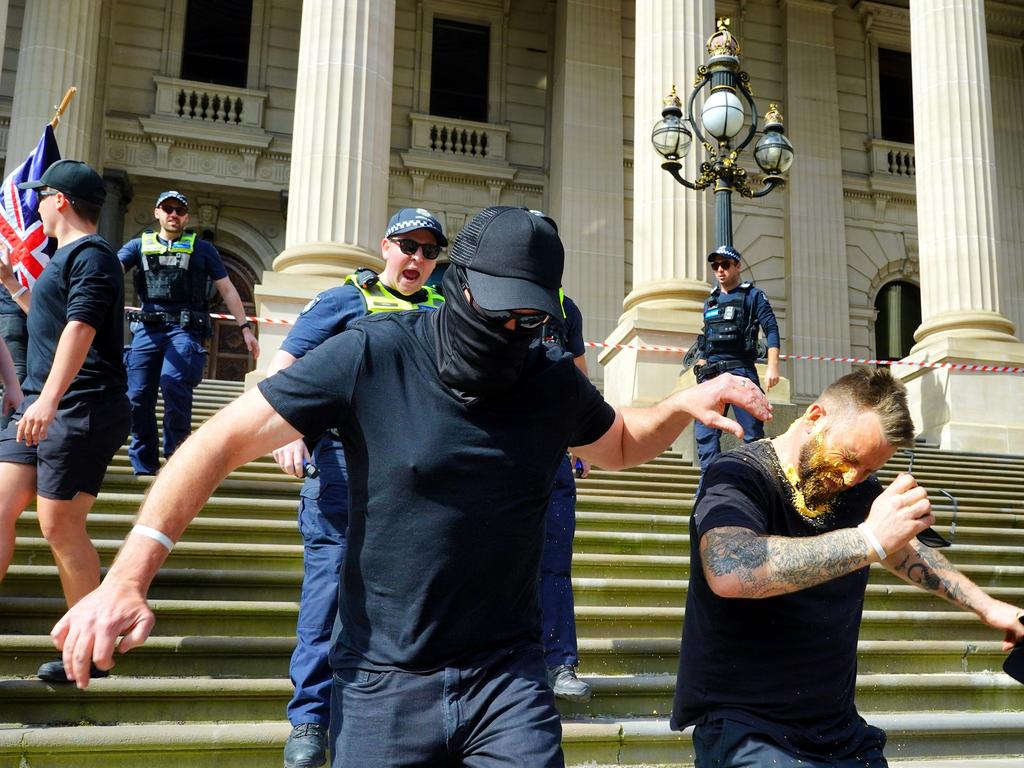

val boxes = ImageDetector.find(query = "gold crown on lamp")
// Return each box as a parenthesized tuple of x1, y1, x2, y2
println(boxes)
(663, 85, 682, 109)
(706, 17, 740, 58)
(764, 103, 784, 127)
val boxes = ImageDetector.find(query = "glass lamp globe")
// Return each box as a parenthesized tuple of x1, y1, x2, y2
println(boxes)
(651, 111, 692, 161)
(701, 90, 745, 141)
(754, 129, 795, 174)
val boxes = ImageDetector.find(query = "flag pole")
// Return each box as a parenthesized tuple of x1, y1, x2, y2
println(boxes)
(49, 86, 78, 130)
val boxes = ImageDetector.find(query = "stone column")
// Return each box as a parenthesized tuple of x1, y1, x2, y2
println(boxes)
(4, 0, 103, 175)
(989, 35, 1024, 340)
(782, 0, 851, 401)
(600, 0, 715, 408)
(549, 0, 625, 387)
(250, 0, 396, 385)
(898, 0, 1024, 454)
(98, 170, 133, 248)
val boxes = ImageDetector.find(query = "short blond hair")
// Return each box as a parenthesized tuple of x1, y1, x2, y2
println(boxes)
(819, 368, 915, 448)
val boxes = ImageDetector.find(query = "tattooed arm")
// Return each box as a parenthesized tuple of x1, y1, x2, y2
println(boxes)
(700, 526, 874, 599)
(885, 542, 1024, 651)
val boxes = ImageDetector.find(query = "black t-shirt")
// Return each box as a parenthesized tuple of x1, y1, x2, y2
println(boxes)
(672, 440, 883, 758)
(23, 234, 127, 403)
(259, 310, 615, 672)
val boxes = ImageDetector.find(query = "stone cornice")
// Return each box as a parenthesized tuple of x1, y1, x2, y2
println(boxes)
(855, 1, 909, 35)
(987, 2, 1024, 39)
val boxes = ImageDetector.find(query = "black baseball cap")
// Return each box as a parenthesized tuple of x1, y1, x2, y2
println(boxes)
(708, 244, 742, 263)
(18, 160, 106, 206)
(156, 190, 189, 209)
(448, 206, 563, 318)
(385, 207, 448, 247)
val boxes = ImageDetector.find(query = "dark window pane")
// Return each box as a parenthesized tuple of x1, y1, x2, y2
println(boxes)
(878, 48, 914, 144)
(182, 0, 253, 87)
(430, 19, 489, 122)
(874, 280, 921, 361)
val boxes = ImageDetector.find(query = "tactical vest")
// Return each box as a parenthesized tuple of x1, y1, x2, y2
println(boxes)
(703, 282, 756, 358)
(135, 231, 208, 306)
(344, 269, 444, 313)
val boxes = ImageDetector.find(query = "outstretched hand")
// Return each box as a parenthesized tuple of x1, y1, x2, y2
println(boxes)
(50, 580, 155, 689)
(688, 373, 772, 438)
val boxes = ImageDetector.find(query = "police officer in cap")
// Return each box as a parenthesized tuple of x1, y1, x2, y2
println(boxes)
(267, 207, 445, 768)
(693, 244, 780, 470)
(119, 191, 260, 475)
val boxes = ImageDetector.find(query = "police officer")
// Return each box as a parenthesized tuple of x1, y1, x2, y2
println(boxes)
(694, 244, 780, 470)
(119, 191, 259, 475)
(537, 288, 593, 704)
(267, 207, 446, 768)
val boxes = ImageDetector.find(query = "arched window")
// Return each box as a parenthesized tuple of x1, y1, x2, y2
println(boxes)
(874, 280, 921, 361)
(205, 252, 259, 381)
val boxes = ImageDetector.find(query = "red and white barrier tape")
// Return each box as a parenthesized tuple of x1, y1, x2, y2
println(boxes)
(125, 308, 1024, 375)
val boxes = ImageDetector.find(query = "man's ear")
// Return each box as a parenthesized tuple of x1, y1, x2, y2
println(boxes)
(803, 402, 826, 432)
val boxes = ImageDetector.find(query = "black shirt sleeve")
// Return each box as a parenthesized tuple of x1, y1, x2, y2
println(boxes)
(693, 455, 772, 537)
(258, 328, 364, 437)
(568, 366, 616, 447)
(65, 244, 122, 330)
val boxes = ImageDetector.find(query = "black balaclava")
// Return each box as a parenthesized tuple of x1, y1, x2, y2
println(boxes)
(433, 265, 537, 400)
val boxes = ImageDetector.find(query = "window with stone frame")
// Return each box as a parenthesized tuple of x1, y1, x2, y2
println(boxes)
(877, 47, 914, 144)
(874, 280, 921, 361)
(429, 18, 490, 122)
(181, 0, 254, 88)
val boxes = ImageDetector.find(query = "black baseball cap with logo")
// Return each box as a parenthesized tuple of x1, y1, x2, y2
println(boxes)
(18, 159, 106, 206)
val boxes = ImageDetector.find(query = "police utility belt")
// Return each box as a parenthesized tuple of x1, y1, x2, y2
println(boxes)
(127, 309, 210, 333)
(693, 359, 746, 384)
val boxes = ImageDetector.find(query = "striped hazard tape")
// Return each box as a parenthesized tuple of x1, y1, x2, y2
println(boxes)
(126, 308, 1024, 375)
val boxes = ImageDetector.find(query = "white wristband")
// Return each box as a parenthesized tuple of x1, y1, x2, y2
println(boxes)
(857, 522, 887, 562)
(11, 285, 27, 299)
(132, 523, 175, 552)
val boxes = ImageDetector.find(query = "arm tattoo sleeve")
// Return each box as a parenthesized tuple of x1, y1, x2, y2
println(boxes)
(889, 544, 975, 611)
(701, 526, 871, 598)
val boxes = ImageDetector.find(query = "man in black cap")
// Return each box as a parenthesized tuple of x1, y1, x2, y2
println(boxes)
(52, 206, 770, 767)
(0, 160, 130, 682)
(694, 244, 781, 471)
(119, 190, 260, 475)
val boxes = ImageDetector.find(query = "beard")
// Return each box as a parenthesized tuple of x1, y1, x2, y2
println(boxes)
(795, 431, 847, 512)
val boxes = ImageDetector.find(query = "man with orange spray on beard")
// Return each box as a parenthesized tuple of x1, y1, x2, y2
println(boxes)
(672, 367, 1024, 768)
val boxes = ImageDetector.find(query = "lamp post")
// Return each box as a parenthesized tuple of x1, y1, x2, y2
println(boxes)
(651, 18, 794, 249)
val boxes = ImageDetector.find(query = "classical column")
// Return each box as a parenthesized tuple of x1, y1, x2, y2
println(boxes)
(989, 35, 1024, 340)
(898, 0, 1024, 454)
(98, 170, 133, 247)
(549, 0, 625, 387)
(601, 0, 714, 408)
(4, 0, 103, 174)
(249, 0, 396, 385)
(782, 0, 851, 400)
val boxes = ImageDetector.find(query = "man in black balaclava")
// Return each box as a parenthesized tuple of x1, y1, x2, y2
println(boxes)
(55, 206, 771, 768)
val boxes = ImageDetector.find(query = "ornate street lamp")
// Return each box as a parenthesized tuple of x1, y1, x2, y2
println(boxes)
(651, 17, 794, 248)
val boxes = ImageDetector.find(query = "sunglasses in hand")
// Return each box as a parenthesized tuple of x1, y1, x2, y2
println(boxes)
(902, 449, 957, 548)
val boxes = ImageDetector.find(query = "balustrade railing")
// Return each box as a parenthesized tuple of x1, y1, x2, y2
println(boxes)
(152, 76, 267, 130)
(409, 113, 509, 163)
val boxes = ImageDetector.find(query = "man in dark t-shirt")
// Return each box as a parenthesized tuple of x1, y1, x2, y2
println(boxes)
(673, 368, 1024, 767)
(53, 207, 770, 768)
(0, 160, 130, 683)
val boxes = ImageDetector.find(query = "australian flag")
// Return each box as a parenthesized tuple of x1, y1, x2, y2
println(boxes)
(0, 125, 61, 289)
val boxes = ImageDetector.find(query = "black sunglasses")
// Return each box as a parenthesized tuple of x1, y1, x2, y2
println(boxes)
(456, 268, 549, 330)
(37, 189, 59, 199)
(902, 449, 958, 548)
(159, 204, 188, 215)
(389, 237, 441, 261)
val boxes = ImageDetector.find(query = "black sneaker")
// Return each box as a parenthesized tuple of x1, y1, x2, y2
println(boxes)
(36, 658, 110, 683)
(547, 664, 592, 703)
(284, 722, 327, 768)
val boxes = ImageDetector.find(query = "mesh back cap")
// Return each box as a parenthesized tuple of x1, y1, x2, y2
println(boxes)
(449, 206, 563, 317)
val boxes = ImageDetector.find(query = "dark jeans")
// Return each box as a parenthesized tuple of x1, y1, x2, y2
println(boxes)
(694, 364, 764, 471)
(540, 455, 578, 668)
(288, 437, 349, 727)
(693, 718, 888, 768)
(330, 644, 564, 768)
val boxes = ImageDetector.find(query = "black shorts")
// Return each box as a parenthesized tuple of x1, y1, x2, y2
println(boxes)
(0, 396, 131, 500)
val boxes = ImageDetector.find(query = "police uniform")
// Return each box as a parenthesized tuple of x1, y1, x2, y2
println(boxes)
(694, 279, 780, 470)
(119, 229, 229, 474)
(283, 268, 443, 732)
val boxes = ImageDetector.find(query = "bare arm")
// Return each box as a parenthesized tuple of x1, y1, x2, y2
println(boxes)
(0, 338, 22, 416)
(573, 373, 771, 471)
(212, 275, 260, 358)
(17, 321, 96, 446)
(885, 542, 1024, 650)
(764, 347, 780, 391)
(701, 473, 936, 599)
(0, 247, 30, 312)
(51, 387, 301, 688)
